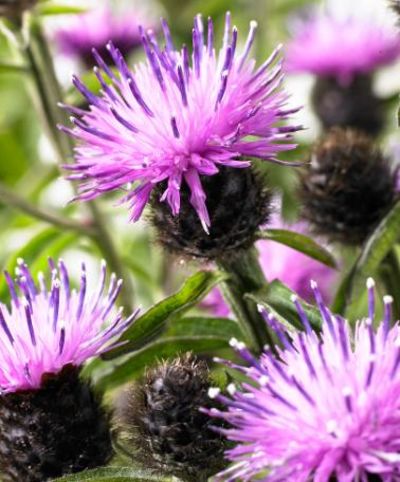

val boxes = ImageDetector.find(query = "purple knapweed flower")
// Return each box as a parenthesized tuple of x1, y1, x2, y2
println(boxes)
(207, 279, 400, 481)
(0, 258, 138, 393)
(55, 4, 152, 67)
(60, 13, 300, 232)
(285, 9, 400, 83)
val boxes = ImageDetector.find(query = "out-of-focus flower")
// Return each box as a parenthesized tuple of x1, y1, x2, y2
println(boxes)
(286, 9, 400, 82)
(286, 7, 400, 135)
(118, 354, 226, 481)
(299, 127, 398, 245)
(55, 4, 153, 67)
(0, 259, 138, 481)
(60, 13, 300, 232)
(208, 280, 400, 481)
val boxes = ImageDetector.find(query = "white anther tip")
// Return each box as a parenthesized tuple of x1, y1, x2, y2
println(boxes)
(367, 278, 375, 289)
(384, 295, 394, 304)
(208, 387, 221, 399)
(227, 383, 236, 396)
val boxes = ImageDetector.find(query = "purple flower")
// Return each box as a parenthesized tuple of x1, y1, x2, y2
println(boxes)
(60, 13, 300, 231)
(0, 258, 138, 393)
(285, 9, 400, 83)
(208, 279, 400, 481)
(55, 5, 152, 67)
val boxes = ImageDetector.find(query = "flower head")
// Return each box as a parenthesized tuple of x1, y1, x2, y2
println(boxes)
(0, 258, 137, 393)
(119, 354, 226, 481)
(55, 4, 153, 67)
(208, 279, 400, 481)
(286, 9, 400, 83)
(299, 128, 398, 245)
(60, 13, 300, 231)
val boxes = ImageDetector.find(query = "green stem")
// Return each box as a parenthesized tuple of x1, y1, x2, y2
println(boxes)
(217, 248, 274, 354)
(0, 181, 96, 235)
(22, 20, 135, 311)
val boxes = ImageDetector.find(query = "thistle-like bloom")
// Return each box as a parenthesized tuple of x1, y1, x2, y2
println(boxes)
(286, 9, 400, 82)
(208, 279, 400, 481)
(0, 258, 137, 393)
(55, 4, 152, 67)
(60, 13, 300, 231)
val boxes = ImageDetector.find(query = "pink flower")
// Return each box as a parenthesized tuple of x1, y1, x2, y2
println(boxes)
(286, 9, 400, 83)
(60, 13, 300, 231)
(0, 259, 138, 393)
(55, 5, 152, 66)
(209, 280, 400, 481)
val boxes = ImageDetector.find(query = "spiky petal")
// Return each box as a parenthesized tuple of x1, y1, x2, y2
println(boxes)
(0, 258, 138, 393)
(208, 280, 400, 481)
(60, 13, 300, 231)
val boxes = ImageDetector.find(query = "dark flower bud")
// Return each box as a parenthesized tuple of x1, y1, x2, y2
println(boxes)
(0, 366, 112, 482)
(311, 75, 384, 136)
(150, 167, 272, 261)
(0, 0, 36, 18)
(299, 128, 397, 245)
(118, 354, 227, 482)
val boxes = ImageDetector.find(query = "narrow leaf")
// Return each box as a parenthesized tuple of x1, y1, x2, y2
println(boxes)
(257, 229, 337, 268)
(53, 466, 170, 481)
(347, 200, 400, 307)
(103, 271, 226, 360)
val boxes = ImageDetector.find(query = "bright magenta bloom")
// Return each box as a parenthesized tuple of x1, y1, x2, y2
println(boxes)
(286, 9, 400, 83)
(0, 259, 137, 393)
(61, 13, 300, 231)
(208, 280, 400, 481)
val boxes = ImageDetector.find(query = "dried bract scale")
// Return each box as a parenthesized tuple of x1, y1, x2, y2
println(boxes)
(119, 354, 226, 481)
(0, 259, 138, 481)
(299, 128, 397, 245)
(60, 13, 301, 232)
(208, 280, 400, 481)
(150, 167, 272, 260)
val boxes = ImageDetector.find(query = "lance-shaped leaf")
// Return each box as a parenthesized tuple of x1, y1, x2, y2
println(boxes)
(103, 271, 226, 360)
(53, 466, 173, 481)
(257, 229, 337, 268)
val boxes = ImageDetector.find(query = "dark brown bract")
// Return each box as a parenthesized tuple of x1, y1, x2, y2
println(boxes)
(150, 167, 272, 260)
(119, 354, 227, 482)
(0, 365, 112, 482)
(299, 128, 397, 245)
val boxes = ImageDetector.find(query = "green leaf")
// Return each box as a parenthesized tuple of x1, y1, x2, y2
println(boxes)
(37, 4, 88, 16)
(257, 229, 337, 269)
(103, 270, 226, 360)
(246, 280, 322, 333)
(347, 200, 400, 309)
(94, 335, 233, 391)
(53, 466, 170, 481)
